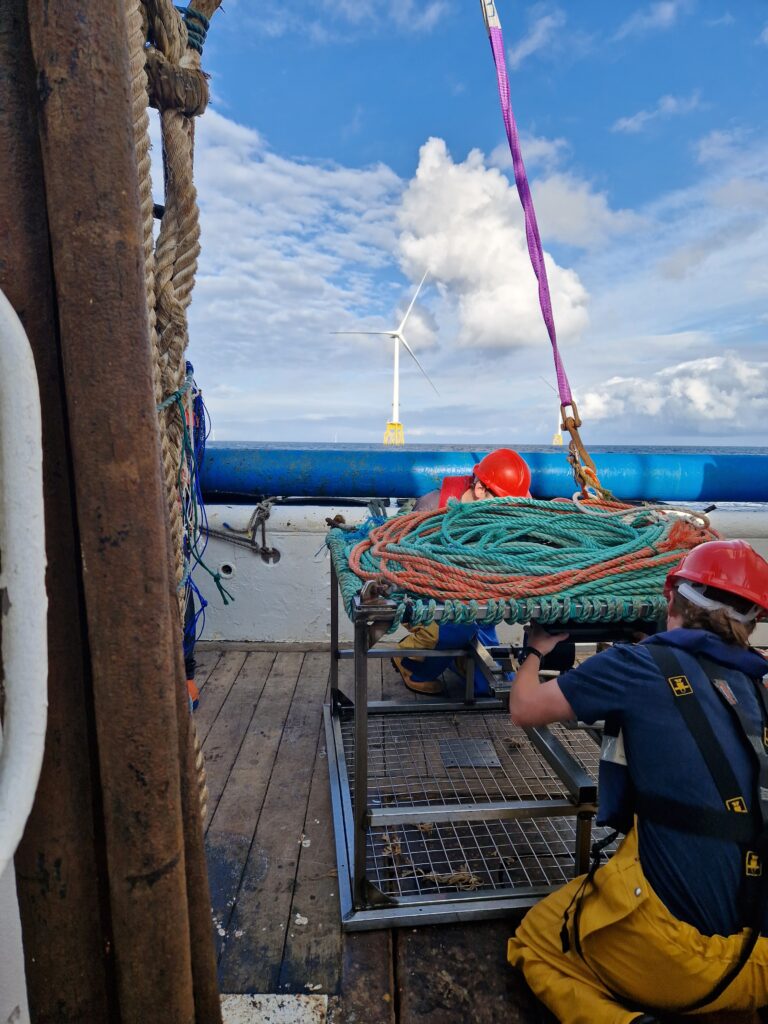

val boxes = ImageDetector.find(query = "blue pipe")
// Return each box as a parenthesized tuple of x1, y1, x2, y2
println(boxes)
(200, 443, 768, 502)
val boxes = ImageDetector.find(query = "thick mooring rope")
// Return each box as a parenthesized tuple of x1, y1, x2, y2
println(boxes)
(330, 498, 717, 629)
(126, 0, 220, 818)
(128, 0, 216, 599)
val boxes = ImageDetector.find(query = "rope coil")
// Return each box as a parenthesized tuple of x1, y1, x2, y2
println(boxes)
(328, 498, 718, 631)
(175, 5, 209, 53)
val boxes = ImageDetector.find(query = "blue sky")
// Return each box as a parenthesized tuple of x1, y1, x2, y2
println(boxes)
(169, 1, 768, 445)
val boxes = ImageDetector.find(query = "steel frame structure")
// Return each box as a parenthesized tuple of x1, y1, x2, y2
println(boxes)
(325, 560, 603, 930)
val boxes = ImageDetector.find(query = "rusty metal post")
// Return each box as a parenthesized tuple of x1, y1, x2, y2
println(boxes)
(25, 2, 220, 1021)
(0, 4, 114, 1021)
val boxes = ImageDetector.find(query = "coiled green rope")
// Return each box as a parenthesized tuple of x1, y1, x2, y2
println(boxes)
(328, 497, 716, 630)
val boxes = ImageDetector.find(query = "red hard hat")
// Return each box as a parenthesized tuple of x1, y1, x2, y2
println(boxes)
(664, 539, 768, 612)
(473, 449, 531, 498)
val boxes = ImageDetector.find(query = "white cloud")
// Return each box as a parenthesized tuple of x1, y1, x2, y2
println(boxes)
(711, 178, 768, 211)
(530, 173, 642, 248)
(580, 354, 768, 437)
(705, 12, 734, 28)
(507, 8, 567, 69)
(396, 138, 589, 349)
(759, 24, 768, 46)
(175, 108, 405, 391)
(612, 92, 702, 134)
(695, 128, 748, 164)
(614, 1, 692, 40)
(389, 0, 449, 33)
(150, 97, 768, 445)
(490, 133, 569, 173)
(241, 0, 450, 40)
(490, 139, 640, 248)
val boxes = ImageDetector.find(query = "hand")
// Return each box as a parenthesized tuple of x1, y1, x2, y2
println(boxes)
(527, 625, 570, 656)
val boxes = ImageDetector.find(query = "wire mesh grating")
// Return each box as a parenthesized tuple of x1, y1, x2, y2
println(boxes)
(336, 707, 613, 903)
(366, 816, 595, 896)
(341, 710, 576, 809)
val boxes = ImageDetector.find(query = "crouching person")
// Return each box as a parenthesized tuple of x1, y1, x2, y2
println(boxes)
(507, 539, 768, 1024)
(394, 449, 539, 696)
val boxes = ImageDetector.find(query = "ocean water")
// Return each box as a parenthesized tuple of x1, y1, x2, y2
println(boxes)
(249, 442, 768, 456)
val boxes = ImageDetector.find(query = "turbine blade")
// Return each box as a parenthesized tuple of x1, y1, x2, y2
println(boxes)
(331, 331, 395, 336)
(398, 333, 439, 395)
(396, 269, 429, 333)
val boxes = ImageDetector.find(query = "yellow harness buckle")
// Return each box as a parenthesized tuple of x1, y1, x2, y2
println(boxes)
(746, 851, 762, 877)
(726, 796, 748, 814)
(668, 674, 693, 697)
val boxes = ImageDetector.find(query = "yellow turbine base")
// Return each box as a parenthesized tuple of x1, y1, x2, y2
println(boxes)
(552, 432, 563, 446)
(383, 421, 404, 446)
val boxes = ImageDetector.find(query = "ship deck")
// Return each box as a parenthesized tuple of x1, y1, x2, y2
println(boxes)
(198, 642, 755, 1024)
(199, 641, 558, 1023)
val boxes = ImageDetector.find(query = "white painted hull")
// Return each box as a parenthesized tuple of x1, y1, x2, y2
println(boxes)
(199, 504, 768, 646)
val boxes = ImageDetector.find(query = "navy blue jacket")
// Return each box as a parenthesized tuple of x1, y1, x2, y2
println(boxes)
(558, 629, 768, 936)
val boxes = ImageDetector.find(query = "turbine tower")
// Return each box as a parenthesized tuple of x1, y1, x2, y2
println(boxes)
(333, 271, 438, 445)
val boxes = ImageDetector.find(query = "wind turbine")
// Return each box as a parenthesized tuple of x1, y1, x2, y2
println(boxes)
(539, 375, 564, 445)
(333, 271, 439, 445)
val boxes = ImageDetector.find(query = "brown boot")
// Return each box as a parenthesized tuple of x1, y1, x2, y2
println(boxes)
(391, 658, 445, 696)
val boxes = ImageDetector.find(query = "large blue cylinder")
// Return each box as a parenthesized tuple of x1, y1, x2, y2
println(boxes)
(200, 444, 768, 502)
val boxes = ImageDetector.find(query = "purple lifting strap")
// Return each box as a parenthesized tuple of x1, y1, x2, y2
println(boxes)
(486, 22, 573, 408)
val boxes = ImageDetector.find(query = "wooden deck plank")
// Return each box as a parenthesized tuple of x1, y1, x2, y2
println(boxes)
(217, 651, 330, 993)
(276, 693, 339, 994)
(333, 650, 355, 702)
(195, 649, 249, 744)
(338, 930, 396, 1024)
(202, 651, 276, 831)
(382, 653, 410, 702)
(192, 647, 221, 694)
(206, 652, 305, 965)
(395, 919, 549, 1024)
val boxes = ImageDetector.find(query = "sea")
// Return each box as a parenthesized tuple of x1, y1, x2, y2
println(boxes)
(249, 443, 768, 455)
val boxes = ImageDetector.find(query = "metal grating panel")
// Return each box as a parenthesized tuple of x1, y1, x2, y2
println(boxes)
(341, 711, 571, 810)
(439, 738, 501, 769)
(550, 722, 602, 780)
(367, 816, 593, 897)
(328, 705, 616, 919)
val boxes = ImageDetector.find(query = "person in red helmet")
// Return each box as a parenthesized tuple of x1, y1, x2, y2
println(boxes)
(506, 539, 768, 1024)
(393, 449, 572, 696)
(412, 447, 531, 512)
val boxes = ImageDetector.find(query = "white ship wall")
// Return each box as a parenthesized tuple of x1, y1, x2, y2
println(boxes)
(0, 863, 31, 1024)
(198, 504, 768, 646)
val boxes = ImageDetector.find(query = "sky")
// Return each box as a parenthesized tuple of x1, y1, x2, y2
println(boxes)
(161, 1, 768, 447)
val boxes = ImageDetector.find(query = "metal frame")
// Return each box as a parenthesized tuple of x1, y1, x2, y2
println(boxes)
(325, 560, 602, 930)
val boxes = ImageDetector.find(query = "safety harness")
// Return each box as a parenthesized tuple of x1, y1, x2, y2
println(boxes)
(561, 643, 768, 1015)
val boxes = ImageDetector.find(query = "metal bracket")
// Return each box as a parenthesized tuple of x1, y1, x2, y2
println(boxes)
(526, 725, 597, 805)
(210, 499, 282, 562)
(469, 637, 503, 695)
(331, 687, 354, 715)
(364, 880, 398, 909)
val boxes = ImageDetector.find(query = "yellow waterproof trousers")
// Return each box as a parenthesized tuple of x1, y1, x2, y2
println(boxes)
(392, 622, 440, 687)
(508, 828, 768, 1023)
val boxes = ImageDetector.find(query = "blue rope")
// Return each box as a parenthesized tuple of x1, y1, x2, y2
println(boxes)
(157, 373, 194, 412)
(175, 5, 210, 54)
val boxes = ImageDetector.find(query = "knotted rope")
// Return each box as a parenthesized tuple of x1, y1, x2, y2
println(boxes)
(128, 0, 219, 600)
(126, 0, 222, 818)
(329, 498, 717, 630)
